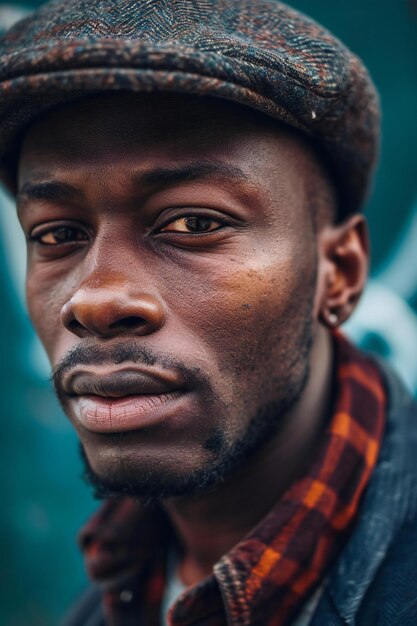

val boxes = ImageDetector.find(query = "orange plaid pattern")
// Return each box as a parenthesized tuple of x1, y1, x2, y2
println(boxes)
(79, 333, 386, 626)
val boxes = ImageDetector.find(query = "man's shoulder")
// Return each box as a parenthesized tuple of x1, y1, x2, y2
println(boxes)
(356, 519, 417, 625)
(312, 518, 417, 626)
(314, 357, 417, 625)
(357, 364, 417, 624)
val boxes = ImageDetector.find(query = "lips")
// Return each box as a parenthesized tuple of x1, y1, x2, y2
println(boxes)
(63, 367, 188, 434)
(67, 369, 181, 398)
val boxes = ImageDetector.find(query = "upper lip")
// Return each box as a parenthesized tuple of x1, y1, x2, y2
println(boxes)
(62, 367, 185, 398)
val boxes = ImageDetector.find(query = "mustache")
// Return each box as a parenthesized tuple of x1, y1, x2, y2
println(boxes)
(51, 341, 200, 397)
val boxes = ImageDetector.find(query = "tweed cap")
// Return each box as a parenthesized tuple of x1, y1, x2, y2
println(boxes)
(0, 0, 380, 215)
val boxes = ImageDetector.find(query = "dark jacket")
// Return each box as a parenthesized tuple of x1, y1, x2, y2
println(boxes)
(63, 360, 417, 626)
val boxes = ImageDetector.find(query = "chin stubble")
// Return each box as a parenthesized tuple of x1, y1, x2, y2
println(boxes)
(79, 321, 313, 503)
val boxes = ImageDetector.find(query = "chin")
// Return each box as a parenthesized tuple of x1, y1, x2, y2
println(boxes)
(80, 442, 230, 501)
(78, 387, 309, 501)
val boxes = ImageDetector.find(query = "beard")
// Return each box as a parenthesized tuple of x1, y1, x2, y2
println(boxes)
(79, 322, 312, 503)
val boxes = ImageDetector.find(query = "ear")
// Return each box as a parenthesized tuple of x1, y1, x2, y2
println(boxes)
(315, 214, 369, 329)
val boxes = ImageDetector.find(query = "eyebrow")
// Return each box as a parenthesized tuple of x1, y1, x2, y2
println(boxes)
(17, 181, 84, 205)
(17, 162, 251, 208)
(131, 163, 250, 190)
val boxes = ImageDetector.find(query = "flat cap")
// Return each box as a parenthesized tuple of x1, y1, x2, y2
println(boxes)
(0, 0, 380, 216)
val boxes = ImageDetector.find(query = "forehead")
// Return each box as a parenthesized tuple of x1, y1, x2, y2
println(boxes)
(17, 93, 327, 232)
(19, 92, 314, 172)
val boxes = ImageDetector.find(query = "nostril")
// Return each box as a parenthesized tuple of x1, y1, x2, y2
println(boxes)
(109, 316, 146, 330)
(67, 319, 85, 333)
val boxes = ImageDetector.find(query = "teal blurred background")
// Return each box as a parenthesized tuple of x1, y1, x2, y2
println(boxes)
(0, 1, 416, 624)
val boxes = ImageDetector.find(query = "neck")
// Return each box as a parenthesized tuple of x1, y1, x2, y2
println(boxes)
(164, 327, 334, 587)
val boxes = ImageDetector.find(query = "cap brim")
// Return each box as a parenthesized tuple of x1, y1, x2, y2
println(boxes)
(0, 39, 307, 193)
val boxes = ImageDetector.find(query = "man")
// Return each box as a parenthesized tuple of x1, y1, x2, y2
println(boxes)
(1, 1, 416, 625)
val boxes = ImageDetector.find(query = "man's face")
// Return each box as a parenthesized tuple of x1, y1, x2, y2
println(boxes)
(17, 93, 323, 498)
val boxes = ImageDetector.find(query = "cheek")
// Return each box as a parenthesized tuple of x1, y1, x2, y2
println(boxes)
(161, 242, 316, 444)
(168, 240, 316, 378)
(26, 265, 74, 361)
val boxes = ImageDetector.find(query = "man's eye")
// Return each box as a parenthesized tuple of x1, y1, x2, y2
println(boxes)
(32, 226, 88, 246)
(160, 216, 223, 233)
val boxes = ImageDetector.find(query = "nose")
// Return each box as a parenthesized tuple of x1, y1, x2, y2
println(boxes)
(60, 278, 165, 339)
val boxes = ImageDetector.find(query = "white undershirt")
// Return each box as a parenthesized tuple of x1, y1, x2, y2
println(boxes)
(160, 550, 186, 625)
